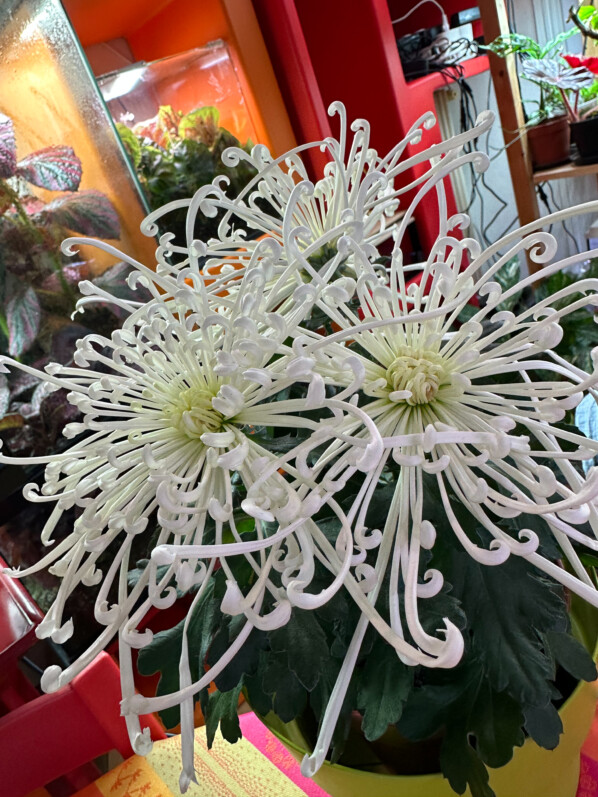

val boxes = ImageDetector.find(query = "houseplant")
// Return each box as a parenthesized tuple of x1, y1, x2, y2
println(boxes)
(521, 57, 598, 163)
(115, 104, 257, 245)
(484, 31, 578, 168)
(2, 103, 598, 797)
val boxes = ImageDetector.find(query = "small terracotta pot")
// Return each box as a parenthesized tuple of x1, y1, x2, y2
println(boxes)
(527, 116, 570, 169)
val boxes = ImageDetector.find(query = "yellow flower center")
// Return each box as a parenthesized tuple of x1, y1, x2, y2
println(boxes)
(387, 346, 449, 406)
(164, 386, 222, 439)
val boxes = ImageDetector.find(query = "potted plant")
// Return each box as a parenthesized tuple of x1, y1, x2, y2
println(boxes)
(484, 31, 578, 168)
(3, 103, 598, 797)
(521, 57, 598, 163)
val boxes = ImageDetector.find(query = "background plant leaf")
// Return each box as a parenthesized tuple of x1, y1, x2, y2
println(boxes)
(115, 123, 141, 169)
(6, 284, 41, 357)
(37, 189, 120, 238)
(0, 114, 16, 178)
(16, 146, 82, 191)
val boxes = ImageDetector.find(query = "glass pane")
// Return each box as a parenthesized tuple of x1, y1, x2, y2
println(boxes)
(97, 40, 258, 146)
(97, 41, 261, 244)
(0, 2, 160, 462)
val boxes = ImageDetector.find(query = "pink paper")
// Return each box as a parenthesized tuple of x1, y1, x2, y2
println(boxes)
(240, 713, 330, 797)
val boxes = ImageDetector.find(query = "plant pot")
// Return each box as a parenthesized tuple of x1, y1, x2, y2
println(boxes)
(570, 116, 598, 164)
(264, 673, 598, 796)
(527, 116, 570, 169)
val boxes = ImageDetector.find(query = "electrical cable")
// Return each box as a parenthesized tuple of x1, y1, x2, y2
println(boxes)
(391, 0, 449, 31)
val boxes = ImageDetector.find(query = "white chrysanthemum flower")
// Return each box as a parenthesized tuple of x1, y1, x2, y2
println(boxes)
(114, 103, 495, 296)
(288, 200, 598, 775)
(0, 246, 383, 781)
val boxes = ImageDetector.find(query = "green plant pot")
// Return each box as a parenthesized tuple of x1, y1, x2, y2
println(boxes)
(264, 674, 598, 796)
(261, 602, 598, 797)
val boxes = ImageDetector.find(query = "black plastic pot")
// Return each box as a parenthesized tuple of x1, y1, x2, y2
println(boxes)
(570, 116, 598, 163)
(527, 116, 570, 169)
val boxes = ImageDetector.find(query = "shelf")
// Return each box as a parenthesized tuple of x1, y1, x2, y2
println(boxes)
(405, 54, 490, 94)
(533, 160, 598, 183)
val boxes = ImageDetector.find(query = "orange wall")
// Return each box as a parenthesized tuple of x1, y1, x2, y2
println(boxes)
(63, 0, 296, 157)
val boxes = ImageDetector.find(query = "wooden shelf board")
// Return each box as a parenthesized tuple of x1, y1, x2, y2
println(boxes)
(533, 160, 598, 183)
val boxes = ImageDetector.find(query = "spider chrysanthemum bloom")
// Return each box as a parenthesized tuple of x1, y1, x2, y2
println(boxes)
(0, 242, 383, 778)
(289, 208, 598, 773)
(120, 103, 495, 302)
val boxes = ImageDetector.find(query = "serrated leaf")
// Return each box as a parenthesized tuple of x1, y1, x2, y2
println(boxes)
(0, 114, 16, 178)
(269, 608, 329, 690)
(6, 284, 41, 357)
(204, 683, 243, 749)
(357, 640, 413, 741)
(523, 702, 562, 749)
(440, 724, 495, 797)
(545, 630, 598, 682)
(470, 684, 524, 767)
(37, 189, 120, 239)
(446, 547, 566, 705)
(16, 146, 82, 191)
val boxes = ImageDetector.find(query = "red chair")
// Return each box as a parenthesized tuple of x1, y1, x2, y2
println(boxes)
(0, 651, 166, 797)
(0, 555, 44, 714)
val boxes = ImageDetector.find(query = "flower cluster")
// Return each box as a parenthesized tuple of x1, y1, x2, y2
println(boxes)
(3, 102, 598, 790)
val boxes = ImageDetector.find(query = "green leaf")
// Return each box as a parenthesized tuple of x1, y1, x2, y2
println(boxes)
(578, 5, 596, 22)
(6, 283, 41, 357)
(447, 549, 565, 705)
(208, 619, 265, 692)
(440, 724, 496, 797)
(178, 106, 220, 145)
(261, 656, 307, 722)
(495, 257, 522, 312)
(116, 123, 142, 168)
(470, 684, 524, 767)
(137, 584, 217, 729)
(545, 630, 598, 682)
(204, 683, 243, 748)
(37, 189, 120, 238)
(16, 146, 82, 191)
(357, 639, 413, 741)
(0, 114, 16, 178)
(523, 702, 562, 749)
(269, 609, 329, 691)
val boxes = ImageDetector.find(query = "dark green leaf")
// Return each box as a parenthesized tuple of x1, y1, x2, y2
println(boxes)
(204, 683, 243, 748)
(447, 549, 566, 705)
(545, 630, 598, 682)
(470, 684, 524, 767)
(261, 656, 307, 722)
(6, 284, 41, 357)
(0, 114, 16, 178)
(440, 724, 495, 797)
(16, 146, 82, 191)
(137, 584, 217, 729)
(38, 189, 120, 238)
(269, 609, 329, 691)
(523, 703, 562, 749)
(357, 639, 413, 741)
